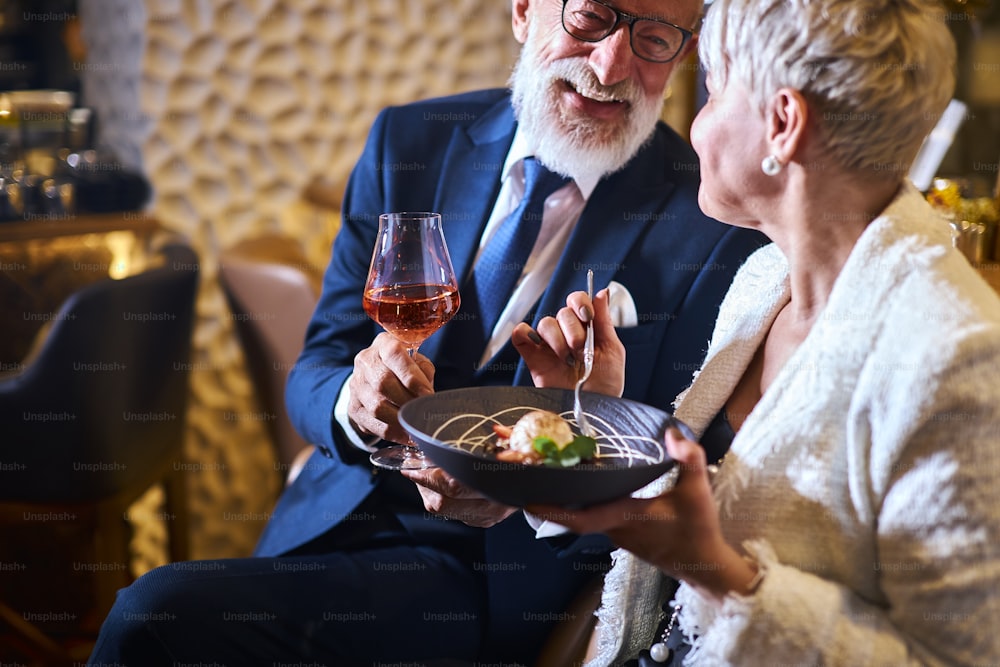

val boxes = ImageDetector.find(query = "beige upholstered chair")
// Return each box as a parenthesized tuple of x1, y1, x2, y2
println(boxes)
(218, 234, 323, 481)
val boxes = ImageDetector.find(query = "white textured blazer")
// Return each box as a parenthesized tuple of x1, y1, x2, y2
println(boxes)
(590, 184, 1000, 666)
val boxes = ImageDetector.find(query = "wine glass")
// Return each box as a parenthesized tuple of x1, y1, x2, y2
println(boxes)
(363, 212, 461, 470)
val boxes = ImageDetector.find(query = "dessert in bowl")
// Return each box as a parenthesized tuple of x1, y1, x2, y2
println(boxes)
(397, 386, 688, 507)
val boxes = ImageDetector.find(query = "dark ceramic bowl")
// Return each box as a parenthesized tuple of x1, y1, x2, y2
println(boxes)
(398, 386, 687, 507)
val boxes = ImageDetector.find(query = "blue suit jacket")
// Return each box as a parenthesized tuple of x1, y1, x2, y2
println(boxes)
(260, 89, 766, 659)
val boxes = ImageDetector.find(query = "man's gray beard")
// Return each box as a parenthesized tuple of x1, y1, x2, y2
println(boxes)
(509, 31, 664, 182)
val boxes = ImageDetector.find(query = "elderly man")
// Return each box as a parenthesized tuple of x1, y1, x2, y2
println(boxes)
(89, 0, 764, 664)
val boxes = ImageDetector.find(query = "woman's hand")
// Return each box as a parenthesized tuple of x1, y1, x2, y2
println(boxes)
(512, 288, 626, 397)
(528, 428, 758, 601)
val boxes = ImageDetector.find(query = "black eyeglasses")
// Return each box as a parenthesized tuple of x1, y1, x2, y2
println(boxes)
(561, 0, 694, 63)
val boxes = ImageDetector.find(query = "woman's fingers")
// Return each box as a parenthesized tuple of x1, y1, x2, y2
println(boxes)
(665, 426, 708, 476)
(513, 289, 624, 395)
(535, 315, 578, 367)
(513, 322, 576, 389)
(590, 289, 619, 346)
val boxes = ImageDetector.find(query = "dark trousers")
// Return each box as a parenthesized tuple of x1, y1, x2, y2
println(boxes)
(87, 490, 487, 667)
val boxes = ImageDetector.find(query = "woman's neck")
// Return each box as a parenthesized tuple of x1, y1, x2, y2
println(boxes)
(764, 170, 902, 324)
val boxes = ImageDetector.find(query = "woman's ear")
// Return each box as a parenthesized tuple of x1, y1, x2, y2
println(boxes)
(766, 88, 809, 165)
(512, 0, 531, 44)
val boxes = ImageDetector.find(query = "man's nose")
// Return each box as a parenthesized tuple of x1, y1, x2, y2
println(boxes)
(588, 25, 635, 86)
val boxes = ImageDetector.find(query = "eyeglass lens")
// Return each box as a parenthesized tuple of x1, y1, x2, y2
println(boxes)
(562, 0, 688, 63)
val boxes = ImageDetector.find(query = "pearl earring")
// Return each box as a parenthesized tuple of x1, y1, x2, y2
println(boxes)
(761, 155, 782, 176)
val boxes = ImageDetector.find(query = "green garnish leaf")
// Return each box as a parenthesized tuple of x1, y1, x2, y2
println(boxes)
(532, 435, 597, 467)
(568, 435, 597, 460)
(533, 437, 559, 458)
(557, 451, 582, 467)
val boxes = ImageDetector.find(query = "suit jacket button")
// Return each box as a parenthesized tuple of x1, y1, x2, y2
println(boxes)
(317, 445, 334, 458)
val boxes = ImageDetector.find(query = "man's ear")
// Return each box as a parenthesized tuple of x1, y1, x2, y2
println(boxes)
(512, 0, 531, 44)
(679, 34, 698, 63)
(767, 88, 808, 164)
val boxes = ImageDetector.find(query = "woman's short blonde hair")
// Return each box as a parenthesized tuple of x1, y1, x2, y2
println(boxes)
(699, 0, 957, 176)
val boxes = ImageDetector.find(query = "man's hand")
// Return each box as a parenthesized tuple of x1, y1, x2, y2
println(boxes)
(402, 467, 519, 528)
(512, 288, 626, 397)
(348, 332, 435, 444)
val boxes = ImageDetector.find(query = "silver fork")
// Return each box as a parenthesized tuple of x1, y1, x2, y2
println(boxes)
(574, 269, 595, 437)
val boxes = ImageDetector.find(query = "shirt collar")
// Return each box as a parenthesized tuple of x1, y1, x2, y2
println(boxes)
(503, 127, 601, 199)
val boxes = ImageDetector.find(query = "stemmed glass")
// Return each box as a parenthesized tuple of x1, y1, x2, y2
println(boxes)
(363, 212, 461, 470)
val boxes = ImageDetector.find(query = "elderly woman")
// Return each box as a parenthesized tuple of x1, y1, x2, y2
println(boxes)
(513, 0, 1000, 664)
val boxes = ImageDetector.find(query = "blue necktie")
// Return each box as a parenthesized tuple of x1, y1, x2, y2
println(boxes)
(473, 157, 570, 339)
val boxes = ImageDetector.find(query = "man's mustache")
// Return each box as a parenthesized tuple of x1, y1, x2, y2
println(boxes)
(545, 58, 642, 106)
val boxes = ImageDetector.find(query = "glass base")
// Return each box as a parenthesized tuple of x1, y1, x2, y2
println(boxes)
(369, 445, 435, 471)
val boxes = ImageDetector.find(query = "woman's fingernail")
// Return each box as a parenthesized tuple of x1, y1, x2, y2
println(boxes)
(579, 305, 593, 323)
(527, 329, 542, 344)
(667, 426, 684, 440)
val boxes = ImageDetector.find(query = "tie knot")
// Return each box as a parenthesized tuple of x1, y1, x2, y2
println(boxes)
(522, 157, 570, 205)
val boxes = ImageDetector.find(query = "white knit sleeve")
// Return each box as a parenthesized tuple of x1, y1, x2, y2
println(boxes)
(677, 329, 1000, 666)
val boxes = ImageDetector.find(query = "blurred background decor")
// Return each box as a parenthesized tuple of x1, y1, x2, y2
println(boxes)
(0, 241, 198, 663)
(926, 177, 1000, 265)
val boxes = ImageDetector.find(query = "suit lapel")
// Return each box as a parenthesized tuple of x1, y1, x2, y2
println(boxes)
(420, 99, 516, 364)
(536, 177, 676, 323)
(674, 252, 789, 437)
